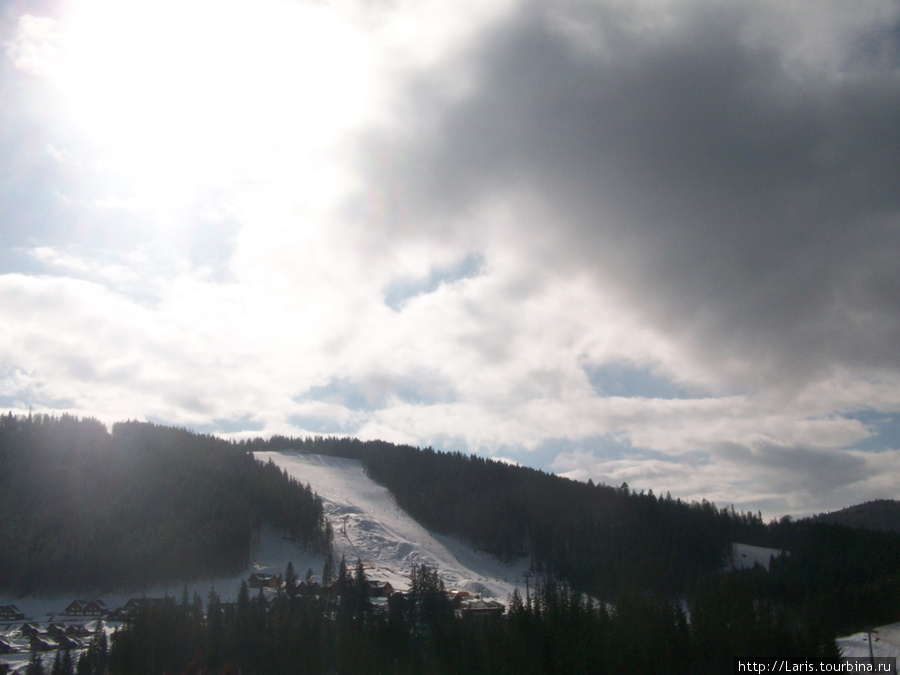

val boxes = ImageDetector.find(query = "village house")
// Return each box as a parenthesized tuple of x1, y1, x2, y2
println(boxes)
(65, 624, 92, 638)
(57, 634, 86, 650)
(28, 635, 54, 652)
(19, 624, 43, 639)
(45, 624, 67, 640)
(447, 590, 471, 610)
(460, 599, 505, 619)
(297, 580, 323, 597)
(105, 607, 128, 622)
(366, 580, 394, 598)
(248, 573, 281, 589)
(0, 637, 18, 655)
(0, 606, 23, 622)
(109, 597, 166, 620)
(65, 599, 106, 617)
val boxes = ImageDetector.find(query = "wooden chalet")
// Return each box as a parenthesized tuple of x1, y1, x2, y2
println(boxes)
(0, 605, 23, 622)
(66, 624, 92, 638)
(29, 635, 54, 652)
(57, 634, 86, 650)
(447, 590, 471, 609)
(461, 599, 505, 619)
(122, 598, 146, 613)
(19, 623, 43, 639)
(366, 580, 394, 598)
(0, 637, 18, 655)
(110, 597, 166, 620)
(66, 599, 106, 617)
(248, 573, 280, 589)
(45, 624, 67, 639)
(297, 580, 323, 597)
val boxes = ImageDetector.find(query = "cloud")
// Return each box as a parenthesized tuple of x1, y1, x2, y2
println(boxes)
(554, 443, 900, 518)
(3, 0, 900, 518)
(358, 0, 900, 391)
(4, 15, 61, 76)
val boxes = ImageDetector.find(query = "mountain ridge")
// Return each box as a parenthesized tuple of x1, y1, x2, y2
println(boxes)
(809, 499, 900, 534)
(4, 414, 900, 640)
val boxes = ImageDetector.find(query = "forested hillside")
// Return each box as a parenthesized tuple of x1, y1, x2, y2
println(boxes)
(809, 499, 900, 534)
(0, 414, 331, 594)
(5, 416, 900, 650)
(242, 435, 766, 595)
(244, 435, 900, 636)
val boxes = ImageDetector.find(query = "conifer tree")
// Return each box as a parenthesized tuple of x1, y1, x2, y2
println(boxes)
(234, 581, 251, 669)
(27, 648, 46, 675)
(284, 560, 298, 601)
(352, 559, 370, 621)
(60, 648, 74, 675)
(322, 549, 335, 589)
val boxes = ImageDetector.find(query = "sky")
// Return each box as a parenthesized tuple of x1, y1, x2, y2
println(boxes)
(2, 0, 900, 519)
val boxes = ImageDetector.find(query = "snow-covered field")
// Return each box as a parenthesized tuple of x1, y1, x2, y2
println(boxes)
(730, 543, 785, 571)
(837, 622, 900, 664)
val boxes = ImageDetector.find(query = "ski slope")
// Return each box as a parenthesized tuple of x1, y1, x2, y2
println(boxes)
(837, 623, 900, 664)
(730, 543, 785, 571)
(3, 449, 898, 669)
(1, 451, 527, 627)
(255, 451, 530, 599)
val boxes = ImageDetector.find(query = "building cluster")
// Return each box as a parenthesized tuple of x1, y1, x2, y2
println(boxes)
(0, 574, 507, 672)
(1, 606, 100, 673)
(0, 596, 135, 669)
(245, 572, 506, 619)
(248, 572, 395, 599)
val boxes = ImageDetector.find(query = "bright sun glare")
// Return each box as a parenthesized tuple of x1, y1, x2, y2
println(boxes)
(48, 0, 373, 203)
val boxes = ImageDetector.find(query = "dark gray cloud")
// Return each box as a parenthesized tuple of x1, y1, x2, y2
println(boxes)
(718, 440, 870, 493)
(361, 0, 900, 389)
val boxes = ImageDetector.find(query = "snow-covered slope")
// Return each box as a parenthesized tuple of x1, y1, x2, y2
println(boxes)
(729, 543, 785, 571)
(1, 451, 527, 625)
(256, 451, 530, 600)
(837, 622, 900, 664)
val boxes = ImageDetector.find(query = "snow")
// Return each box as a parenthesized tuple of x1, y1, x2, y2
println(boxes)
(3, 450, 900, 670)
(837, 622, 900, 667)
(256, 451, 531, 599)
(0, 451, 529, 629)
(730, 543, 785, 571)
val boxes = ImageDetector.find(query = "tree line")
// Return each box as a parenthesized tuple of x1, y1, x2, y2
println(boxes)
(245, 434, 900, 638)
(0, 414, 331, 594)
(89, 560, 838, 674)
(6, 416, 900, 661)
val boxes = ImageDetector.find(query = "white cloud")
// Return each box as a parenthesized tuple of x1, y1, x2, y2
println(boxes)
(553, 445, 900, 520)
(5, 15, 62, 76)
(3, 0, 900, 518)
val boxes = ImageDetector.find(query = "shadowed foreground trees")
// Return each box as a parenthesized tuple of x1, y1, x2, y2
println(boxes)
(101, 562, 837, 675)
